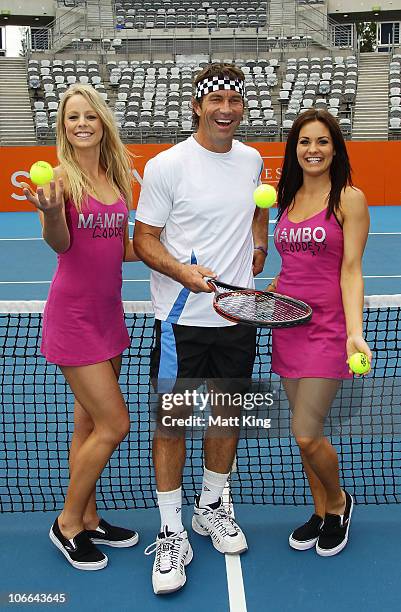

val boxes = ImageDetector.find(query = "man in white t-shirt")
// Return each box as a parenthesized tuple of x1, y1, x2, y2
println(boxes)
(134, 63, 269, 595)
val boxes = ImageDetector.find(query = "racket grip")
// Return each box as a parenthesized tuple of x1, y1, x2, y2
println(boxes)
(203, 276, 217, 290)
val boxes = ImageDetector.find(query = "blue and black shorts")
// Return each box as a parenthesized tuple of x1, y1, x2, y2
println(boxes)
(150, 320, 256, 395)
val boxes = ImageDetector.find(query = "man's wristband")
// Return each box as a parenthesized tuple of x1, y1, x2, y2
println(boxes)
(254, 246, 267, 256)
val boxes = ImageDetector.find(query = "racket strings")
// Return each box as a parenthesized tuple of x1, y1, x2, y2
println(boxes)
(216, 292, 309, 323)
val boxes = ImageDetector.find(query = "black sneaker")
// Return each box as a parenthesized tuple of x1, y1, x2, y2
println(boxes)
(289, 514, 324, 550)
(86, 518, 139, 548)
(49, 518, 108, 570)
(316, 491, 354, 557)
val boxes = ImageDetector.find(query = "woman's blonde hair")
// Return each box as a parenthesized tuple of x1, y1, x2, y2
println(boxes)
(56, 83, 134, 211)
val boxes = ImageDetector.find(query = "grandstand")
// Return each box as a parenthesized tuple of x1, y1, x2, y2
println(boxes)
(0, 0, 400, 144)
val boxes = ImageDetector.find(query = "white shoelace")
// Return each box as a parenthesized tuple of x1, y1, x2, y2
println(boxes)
(144, 529, 184, 573)
(208, 505, 239, 537)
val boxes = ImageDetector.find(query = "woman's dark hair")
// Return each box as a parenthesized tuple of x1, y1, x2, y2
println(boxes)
(192, 63, 245, 128)
(277, 108, 353, 220)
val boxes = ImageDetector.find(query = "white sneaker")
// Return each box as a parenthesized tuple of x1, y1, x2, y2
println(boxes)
(192, 495, 248, 555)
(144, 527, 193, 595)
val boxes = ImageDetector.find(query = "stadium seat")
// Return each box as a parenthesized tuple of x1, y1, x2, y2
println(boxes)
(339, 118, 352, 137)
(266, 119, 279, 137)
(262, 109, 274, 120)
(314, 98, 327, 110)
(327, 107, 339, 117)
(29, 77, 40, 89)
(282, 119, 293, 137)
(329, 97, 340, 109)
(389, 116, 401, 139)
(112, 38, 123, 51)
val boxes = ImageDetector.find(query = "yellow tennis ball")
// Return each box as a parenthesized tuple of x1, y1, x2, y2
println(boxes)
(348, 352, 370, 375)
(253, 184, 277, 208)
(29, 161, 54, 185)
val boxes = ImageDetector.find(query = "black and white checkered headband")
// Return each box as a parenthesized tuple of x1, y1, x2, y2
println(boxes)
(195, 76, 245, 100)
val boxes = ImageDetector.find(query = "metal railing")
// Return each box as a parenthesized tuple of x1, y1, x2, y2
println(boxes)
(56, 1, 86, 6)
(34, 124, 283, 144)
(25, 29, 354, 62)
(25, 2, 87, 54)
(37, 31, 315, 61)
(114, 32, 314, 60)
(24, 2, 358, 57)
(296, 3, 356, 51)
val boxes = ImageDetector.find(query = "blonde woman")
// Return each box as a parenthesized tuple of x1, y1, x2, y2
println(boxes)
(22, 84, 139, 570)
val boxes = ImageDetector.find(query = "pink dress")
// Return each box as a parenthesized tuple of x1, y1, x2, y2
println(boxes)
(41, 195, 130, 366)
(272, 207, 351, 379)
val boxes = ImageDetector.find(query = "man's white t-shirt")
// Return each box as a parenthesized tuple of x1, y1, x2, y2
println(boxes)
(136, 135, 264, 326)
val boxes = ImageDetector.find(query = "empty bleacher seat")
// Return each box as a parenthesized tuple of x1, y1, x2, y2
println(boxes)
(339, 118, 351, 137)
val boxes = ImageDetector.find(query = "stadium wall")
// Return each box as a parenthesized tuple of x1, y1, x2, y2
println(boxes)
(0, 1, 55, 17)
(328, 0, 399, 12)
(1, 142, 400, 212)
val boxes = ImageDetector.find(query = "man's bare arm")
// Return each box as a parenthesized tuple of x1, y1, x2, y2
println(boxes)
(133, 221, 215, 293)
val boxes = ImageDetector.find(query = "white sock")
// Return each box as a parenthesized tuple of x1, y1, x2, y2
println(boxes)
(157, 487, 183, 533)
(199, 467, 229, 507)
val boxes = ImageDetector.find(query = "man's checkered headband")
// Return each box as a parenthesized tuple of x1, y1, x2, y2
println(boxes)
(195, 76, 245, 100)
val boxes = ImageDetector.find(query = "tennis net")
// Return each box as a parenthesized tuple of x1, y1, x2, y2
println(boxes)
(1, 297, 400, 512)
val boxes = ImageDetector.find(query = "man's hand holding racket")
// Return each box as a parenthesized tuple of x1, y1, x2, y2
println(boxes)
(177, 264, 216, 293)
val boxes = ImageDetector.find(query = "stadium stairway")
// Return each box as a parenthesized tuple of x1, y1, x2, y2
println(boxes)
(352, 52, 389, 141)
(86, 0, 114, 30)
(268, 0, 297, 35)
(0, 58, 36, 146)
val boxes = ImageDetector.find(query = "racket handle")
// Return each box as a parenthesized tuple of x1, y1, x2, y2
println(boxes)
(203, 276, 217, 291)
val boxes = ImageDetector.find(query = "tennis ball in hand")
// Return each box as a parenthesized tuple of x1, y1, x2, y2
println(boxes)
(29, 161, 54, 185)
(348, 352, 370, 375)
(253, 184, 277, 208)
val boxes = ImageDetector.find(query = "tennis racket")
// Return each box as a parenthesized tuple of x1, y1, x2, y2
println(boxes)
(205, 278, 312, 328)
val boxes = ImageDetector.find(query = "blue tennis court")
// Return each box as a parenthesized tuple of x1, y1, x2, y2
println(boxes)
(1, 206, 401, 611)
(1, 207, 401, 300)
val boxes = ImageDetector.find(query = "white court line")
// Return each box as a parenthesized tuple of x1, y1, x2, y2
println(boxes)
(2, 275, 401, 285)
(223, 483, 247, 612)
(118, 222, 401, 235)
(0, 281, 51, 284)
(256, 275, 401, 280)
(129, 219, 272, 227)
(0, 279, 150, 284)
(2, 231, 401, 240)
(267, 232, 396, 237)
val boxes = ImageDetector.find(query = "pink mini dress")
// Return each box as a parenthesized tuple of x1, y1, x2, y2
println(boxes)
(41, 194, 130, 366)
(272, 207, 351, 379)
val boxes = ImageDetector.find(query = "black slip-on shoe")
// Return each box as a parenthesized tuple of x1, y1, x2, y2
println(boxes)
(49, 518, 108, 570)
(86, 518, 139, 548)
